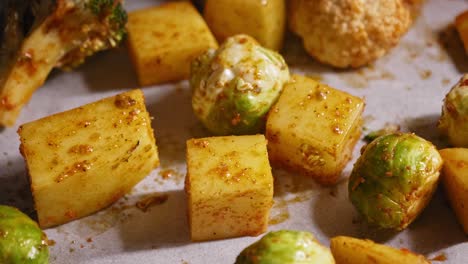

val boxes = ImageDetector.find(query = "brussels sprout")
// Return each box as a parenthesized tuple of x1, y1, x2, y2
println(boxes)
(0, 205, 49, 264)
(190, 34, 290, 135)
(235, 230, 335, 264)
(348, 133, 443, 230)
(438, 74, 468, 147)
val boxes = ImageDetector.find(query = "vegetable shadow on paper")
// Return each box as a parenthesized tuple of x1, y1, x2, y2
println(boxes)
(79, 47, 139, 92)
(312, 166, 466, 256)
(118, 189, 191, 251)
(312, 178, 399, 243)
(404, 114, 449, 149)
(145, 83, 207, 167)
(272, 168, 321, 199)
(438, 24, 468, 74)
(0, 157, 36, 219)
(405, 188, 466, 255)
(282, 33, 335, 75)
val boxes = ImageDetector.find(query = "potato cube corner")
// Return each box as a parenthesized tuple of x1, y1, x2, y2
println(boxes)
(127, 1, 218, 86)
(330, 236, 430, 264)
(266, 75, 364, 185)
(439, 148, 468, 234)
(185, 135, 273, 241)
(204, 0, 286, 51)
(18, 89, 159, 228)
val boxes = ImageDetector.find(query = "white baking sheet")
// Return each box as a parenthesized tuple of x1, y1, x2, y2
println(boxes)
(1, 0, 468, 263)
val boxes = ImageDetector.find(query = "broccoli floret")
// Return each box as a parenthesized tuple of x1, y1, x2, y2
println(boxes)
(0, 0, 128, 126)
(57, 0, 128, 69)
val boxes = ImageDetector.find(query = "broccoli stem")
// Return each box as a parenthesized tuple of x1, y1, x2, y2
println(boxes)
(0, 22, 65, 126)
(0, 0, 127, 126)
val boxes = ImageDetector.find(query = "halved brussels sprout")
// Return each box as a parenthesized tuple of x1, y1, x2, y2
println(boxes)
(0, 205, 49, 264)
(235, 230, 335, 264)
(190, 34, 290, 135)
(438, 74, 468, 147)
(348, 133, 443, 230)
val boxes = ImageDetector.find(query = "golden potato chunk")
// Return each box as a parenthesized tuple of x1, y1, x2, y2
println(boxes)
(456, 10, 468, 54)
(185, 135, 273, 241)
(330, 236, 430, 264)
(203, 0, 286, 51)
(127, 2, 218, 86)
(439, 148, 468, 234)
(266, 75, 364, 185)
(18, 90, 159, 228)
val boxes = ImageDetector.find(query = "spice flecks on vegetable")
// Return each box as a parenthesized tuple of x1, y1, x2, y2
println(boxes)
(0, 0, 127, 126)
(185, 135, 273, 241)
(191, 34, 289, 135)
(235, 230, 335, 264)
(438, 74, 468, 147)
(349, 132, 442, 230)
(266, 75, 364, 185)
(0, 205, 49, 264)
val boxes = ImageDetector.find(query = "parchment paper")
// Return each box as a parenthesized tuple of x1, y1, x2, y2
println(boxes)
(1, 0, 468, 263)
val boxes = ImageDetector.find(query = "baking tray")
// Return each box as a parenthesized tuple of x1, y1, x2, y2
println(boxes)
(1, 0, 468, 263)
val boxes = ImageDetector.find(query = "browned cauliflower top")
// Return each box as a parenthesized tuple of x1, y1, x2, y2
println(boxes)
(289, 0, 412, 68)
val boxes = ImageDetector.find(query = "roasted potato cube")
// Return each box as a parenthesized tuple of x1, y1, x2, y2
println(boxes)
(330, 236, 430, 264)
(185, 135, 273, 241)
(266, 75, 364, 185)
(18, 89, 159, 228)
(439, 148, 468, 234)
(127, 2, 218, 86)
(203, 0, 286, 51)
(456, 10, 468, 54)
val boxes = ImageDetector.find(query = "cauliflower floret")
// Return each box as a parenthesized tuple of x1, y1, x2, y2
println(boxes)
(289, 0, 412, 68)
